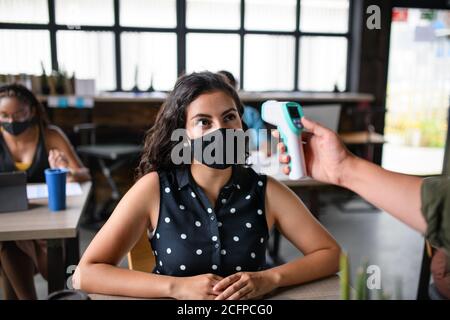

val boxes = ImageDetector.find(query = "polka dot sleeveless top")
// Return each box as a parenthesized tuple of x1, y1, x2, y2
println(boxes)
(150, 166, 269, 277)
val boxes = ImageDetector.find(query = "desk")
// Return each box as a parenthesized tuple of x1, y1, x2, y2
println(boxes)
(340, 131, 385, 145)
(88, 275, 340, 300)
(0, 182, 92, 294)
(340, 131, 385, 163)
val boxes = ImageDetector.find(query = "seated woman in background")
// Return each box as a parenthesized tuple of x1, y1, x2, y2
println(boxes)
(0, 84, 90, 300)
(74, 72, 340, 300)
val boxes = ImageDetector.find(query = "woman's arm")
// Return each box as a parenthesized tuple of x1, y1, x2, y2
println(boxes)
(262, 176, 341, 287)
(72, 172, 175, 298)
(213, 176, 340, 300)
(73, 172, 224, 299)
(45, 125, 91, 182)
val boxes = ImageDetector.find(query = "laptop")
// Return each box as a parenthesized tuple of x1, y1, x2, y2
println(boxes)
(0, 171, 28, 213)
(302, 104, 342, 132)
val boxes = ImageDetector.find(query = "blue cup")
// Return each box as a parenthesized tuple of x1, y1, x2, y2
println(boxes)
(45, 168, 67, 211)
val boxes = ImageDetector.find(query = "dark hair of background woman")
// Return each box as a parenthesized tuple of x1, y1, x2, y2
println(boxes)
(217, 70, 238, 89)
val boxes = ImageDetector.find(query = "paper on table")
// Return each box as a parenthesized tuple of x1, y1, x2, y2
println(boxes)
(26, 182, 83, 200)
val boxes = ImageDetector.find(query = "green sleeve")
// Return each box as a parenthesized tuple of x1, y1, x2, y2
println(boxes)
(421, 176, 450, 258)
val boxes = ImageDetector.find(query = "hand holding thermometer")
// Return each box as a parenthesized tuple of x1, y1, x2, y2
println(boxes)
(261, 100, 307, 180)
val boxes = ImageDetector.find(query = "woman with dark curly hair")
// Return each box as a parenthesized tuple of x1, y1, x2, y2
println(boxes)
(74, 71, 340, 300)
(0, 84, 90, 300)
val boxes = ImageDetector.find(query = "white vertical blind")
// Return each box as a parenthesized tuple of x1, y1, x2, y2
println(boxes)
(0, 30, 51, 75)
(186, 0, 240, 30)
(245, 0, 297, 31)
(120, 0, 176, 28)
(57, 31, 116, 91)
(300, 0, 349, 33)
(121, 32, 177, 91)
(299, 36, 347, 91)
(0, 0, 48, 24)
(186, 33, 240, 79)
(244, 35, 295, 91)
(55, 0, 114, 26)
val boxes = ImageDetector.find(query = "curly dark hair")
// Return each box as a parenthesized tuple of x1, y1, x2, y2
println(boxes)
(0, 83, 49, 129)
(137, 71, 245, 179)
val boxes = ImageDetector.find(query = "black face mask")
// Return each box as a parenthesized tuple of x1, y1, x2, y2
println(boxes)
(190, 128, 248, 170)
(1, 117, 35, 136)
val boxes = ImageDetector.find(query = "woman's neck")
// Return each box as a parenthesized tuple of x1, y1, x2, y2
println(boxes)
(190, 163, 232, 204)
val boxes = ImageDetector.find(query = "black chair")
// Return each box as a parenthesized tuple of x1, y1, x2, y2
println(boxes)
(74, 123, 142, 227)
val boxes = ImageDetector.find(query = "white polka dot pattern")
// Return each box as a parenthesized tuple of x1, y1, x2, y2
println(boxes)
(149, 168, 268, 276)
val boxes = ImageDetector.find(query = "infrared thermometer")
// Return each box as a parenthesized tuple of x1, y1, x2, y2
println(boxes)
(261, 100, 307, 180)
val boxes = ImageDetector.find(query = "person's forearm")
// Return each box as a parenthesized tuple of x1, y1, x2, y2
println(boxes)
(263, 246, 340, 288)
(76, 263, 175, 298)
(340, 156, 427, 233)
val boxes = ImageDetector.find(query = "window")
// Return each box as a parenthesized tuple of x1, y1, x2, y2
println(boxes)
(57, 31, 116, 91)
(299, 36, 347, 91)
(245, 0, 297, 31)
(55, 0, 114, 26)
(0, 0, 49, 24)
(121, 32, 177, 91)
(298, 0, 349, 90)
(0, 30, 51, 75)
(383, 8, 450, 175)
(244, 35, 295, 91)
(120, 0, 176, 28)
(186, 33, 240, 77)
(300, 0, 349, 33)
(0, 0, 352, 92)
(186, 0, 240, 30)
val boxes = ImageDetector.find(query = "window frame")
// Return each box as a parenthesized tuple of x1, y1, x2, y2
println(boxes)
(0, 0, 354, 92)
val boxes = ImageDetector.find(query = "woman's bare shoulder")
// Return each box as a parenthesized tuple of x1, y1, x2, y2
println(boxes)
(128, 172, 161, 228)
(135, 172, 160, 191)
(43, 125, 70, 146)
(130, 172, 161, 206)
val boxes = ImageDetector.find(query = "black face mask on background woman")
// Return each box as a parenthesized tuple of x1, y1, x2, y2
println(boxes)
(0, 117, 36, 136)
(190, 128, 248, 170)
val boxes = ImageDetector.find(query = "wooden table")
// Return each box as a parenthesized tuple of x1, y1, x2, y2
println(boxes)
(0, 182, 92, 294)
(340, 131, 385, 164)
(88, 275, 340, 300)
(340, 131, 385, 145)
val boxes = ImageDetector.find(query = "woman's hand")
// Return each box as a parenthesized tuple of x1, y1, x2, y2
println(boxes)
(171, 273, 224, 300)
(48, 148, 69, 169)
(213, 271, 279, 300)
(277, 117, 354, 186)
